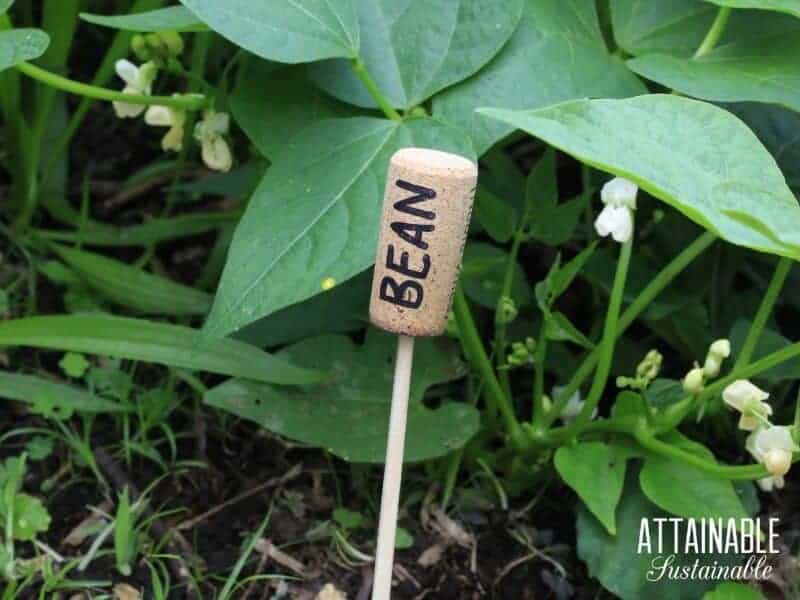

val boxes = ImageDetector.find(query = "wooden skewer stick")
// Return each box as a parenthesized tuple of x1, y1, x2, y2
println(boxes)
(369, 148, 478, 600)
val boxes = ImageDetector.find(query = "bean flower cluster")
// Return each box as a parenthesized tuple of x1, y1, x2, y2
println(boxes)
(113, 31, 233, 172)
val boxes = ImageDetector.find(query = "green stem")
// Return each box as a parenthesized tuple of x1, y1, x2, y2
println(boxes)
(635, 430, 768, 480)
(543, 231, 716, 427)
(453, 285, 521, 440)
(15, 62, 208, 111)
(532, 330, 548, 424)
(495, 230, 524, 397)
(659, 341, 800, 431)
(350, 58, 401, 122)
(693, 7, 733, 58)
(734, 257, 792, 370)
(562, 232, 633, 438)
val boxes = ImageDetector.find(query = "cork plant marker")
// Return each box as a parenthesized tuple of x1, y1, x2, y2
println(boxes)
(369, 148, 478, 600)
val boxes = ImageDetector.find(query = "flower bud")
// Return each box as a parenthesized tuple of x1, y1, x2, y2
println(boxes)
(682, 366, 705, 395)
(159, 30, 184, 56)
(131, 34, 151, 61)
(495, 295, 518, 326)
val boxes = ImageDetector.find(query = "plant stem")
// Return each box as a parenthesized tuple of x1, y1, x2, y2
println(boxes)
(562, 232, 633, 438)
(453, 285, 521, 440)
(495, 229, 524, 397)
(350, 58, 401, 121)
(658, 341, 800, 431)
(734, 257, 792, 370)
(634, 430, 769, 480)
(532, 330, 548, 423)
(694, 6, 733, 58)
(15, 62, 208, 111)
(543, 230, 716, 427)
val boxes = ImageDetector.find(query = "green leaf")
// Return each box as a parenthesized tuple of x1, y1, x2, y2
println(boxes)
(204, 330, 479, 463)
(545, 312, 594, 349)
(80, 6, 207, 31)
(52, 245, 212, 316)
(611, 0, 719, 57)
(0, 1, 13, 15)
(460, 242, 531, 309)
(725, 102, 800, 197)
(0, 29, 50, 72)
(610, 1, 796, 57)
(644, 378, 686, 409)
(8, 494, 50, 541)
(235, 271, 370, 349)
(231, 59, 357, 160)
(179, 0, 360, 63)
(0, 315, 323, 385)
(554, 442, 627, 534)
(479, 95, 800, 260)
(310, 0, 523, 110)
(729, 318, 800, 382)
(333, 507, 364, 530)
(703, 582, 765, 600)
(639, 436, 748, 522)
(37, 210, 241, 247)
(433, 0, 644, 154)
(205, 116, 474, 336)
(577, 473, 741, 600)
(58, 352, 90, 378)
(628, 33, 800, 114)
(473, 187, 517, 244)
(706, 0, 800, 18)
(0, 372, 128, 413)
(395, 527, 414, 549)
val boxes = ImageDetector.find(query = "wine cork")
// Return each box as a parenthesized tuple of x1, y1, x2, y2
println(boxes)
(369, 148, 478, 337)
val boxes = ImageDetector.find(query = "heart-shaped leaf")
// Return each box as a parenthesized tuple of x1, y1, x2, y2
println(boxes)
(0, 28, 49, 72)
(577, 473, 742, 600)
(310, 0, 523, 110)
(725, 103, 800, 197)
(205, 330, 479, 463)
(555, 442, 628, 534)
(230, 59, 356, 160)
(628, 32, 800, 114)
(479, 95, 800, 259)
(705, 0, 800, 18)
(205, 116, 474, 336)
(179, 0, 360, 63)
(434, 0, 645, 154)
(80, 6, 207, 32)
(610, 0, 796, 57)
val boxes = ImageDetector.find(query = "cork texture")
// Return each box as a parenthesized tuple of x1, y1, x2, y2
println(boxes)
(369, 148, 478, 337)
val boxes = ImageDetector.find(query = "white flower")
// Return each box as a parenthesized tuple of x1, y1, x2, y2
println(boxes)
(757, 475, 784, 492)
(682, 366, 705, 395)
(113, 60, 157, 118)
(194, 109, 232, 172)
(554, 386, 596, 423)
(746, 425, 798, 477)
(703, 339, 731, 379)
(145, 103, 186, 151)
(722, 379, 772, 431)
(595, 177, 637, 243)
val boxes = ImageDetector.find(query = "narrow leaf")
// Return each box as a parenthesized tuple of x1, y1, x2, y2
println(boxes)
(52, 245, 212, 316)
(0, 315, 323, 385)
(0, 372, 127, 413)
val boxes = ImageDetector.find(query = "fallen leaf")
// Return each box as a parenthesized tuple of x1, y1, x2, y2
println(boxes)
(112, 583, 140, 600)
(315, 583, 347, 600)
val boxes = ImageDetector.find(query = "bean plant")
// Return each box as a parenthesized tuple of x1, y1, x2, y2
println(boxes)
(1, 0, 800, 597)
